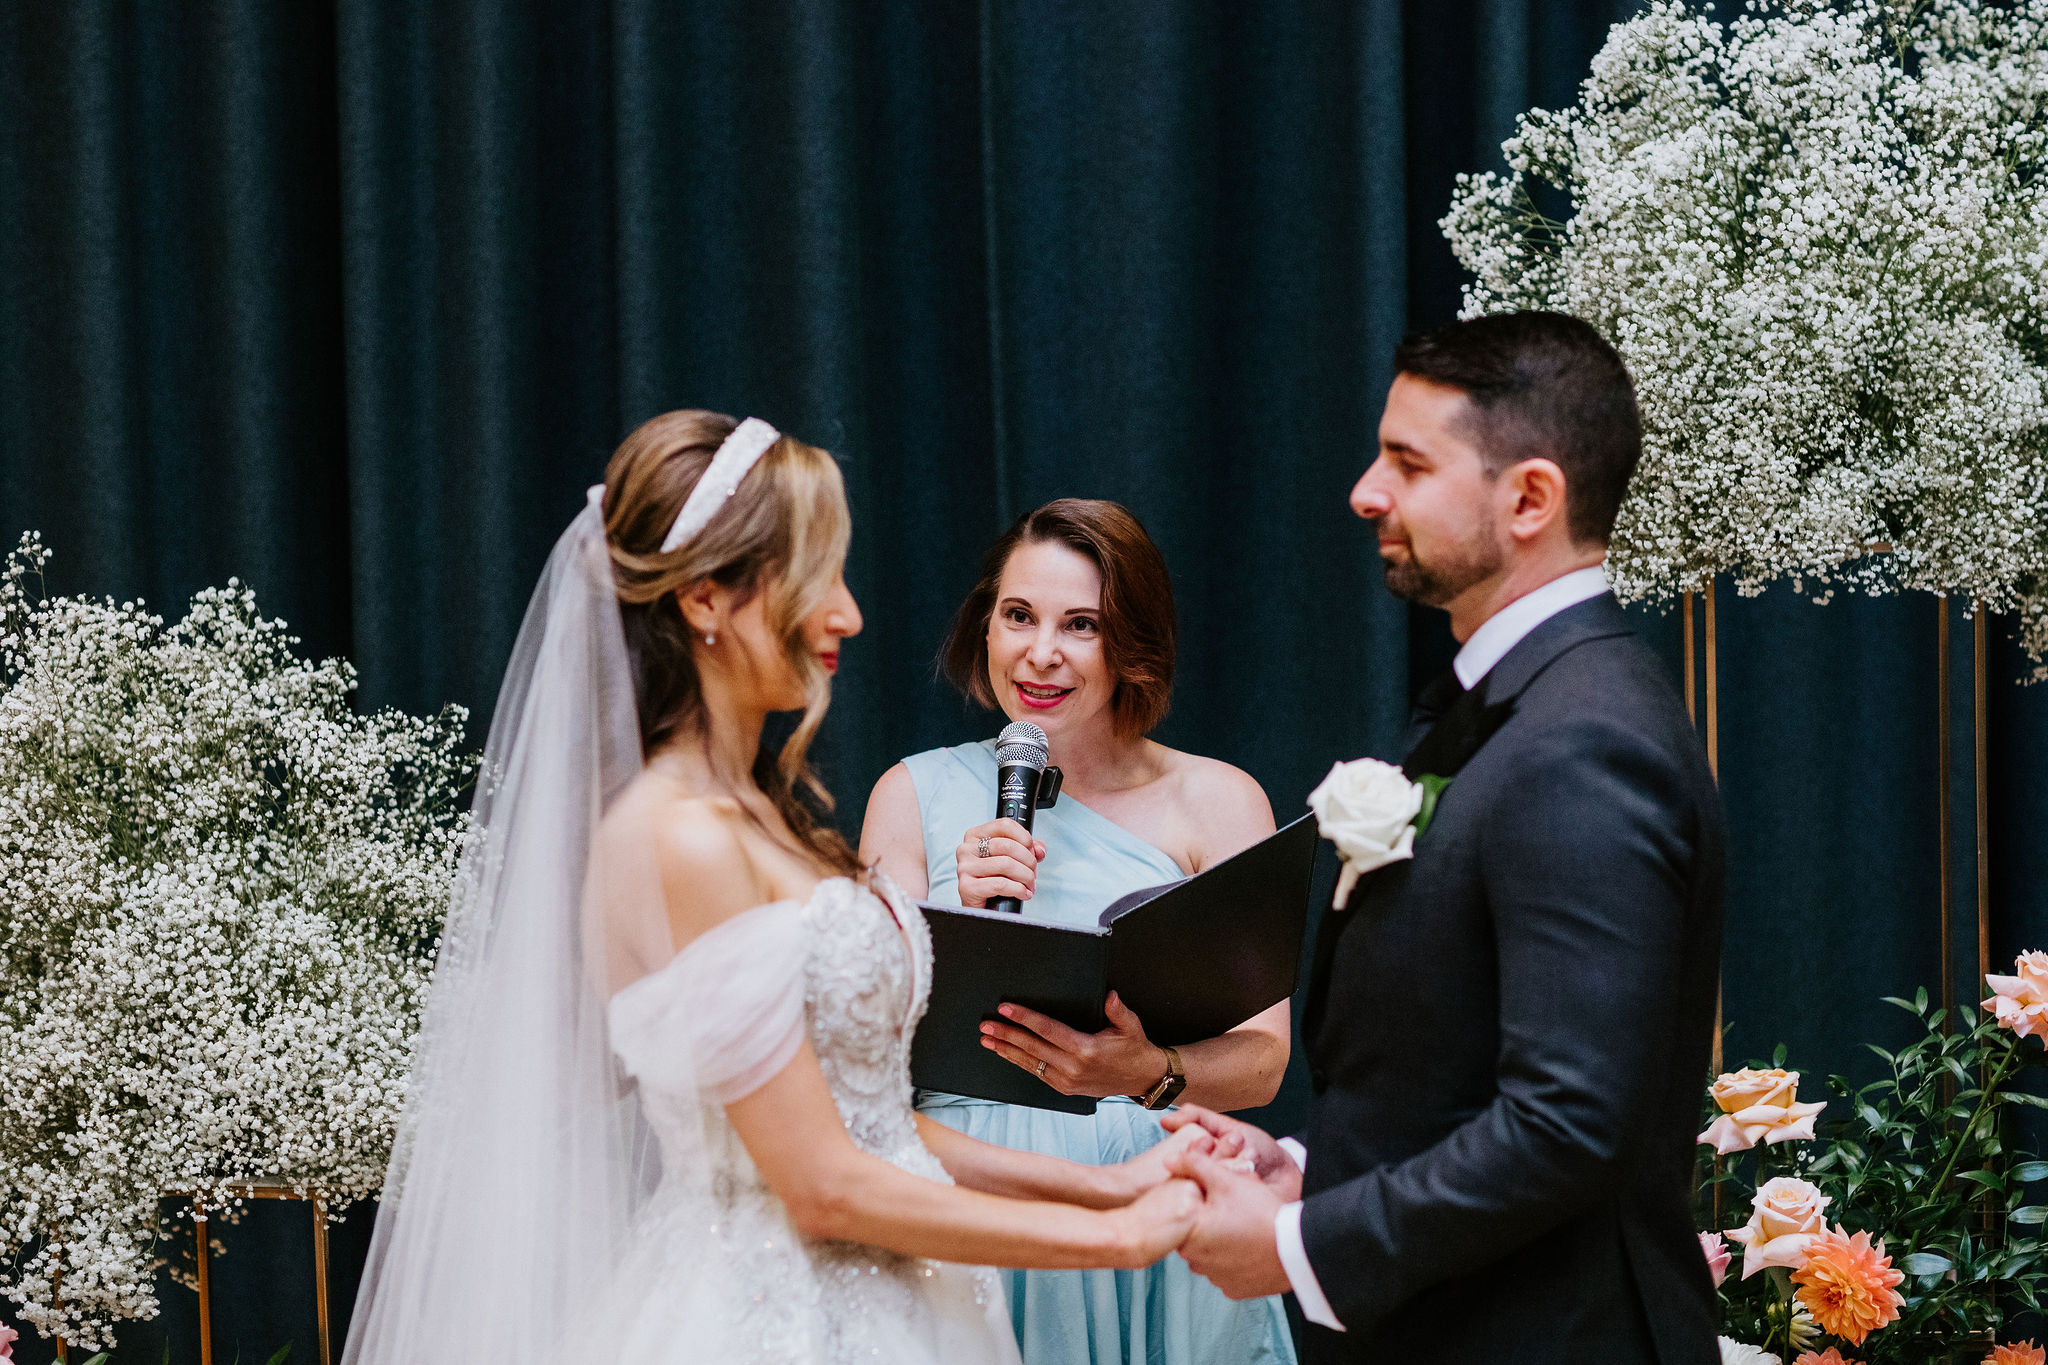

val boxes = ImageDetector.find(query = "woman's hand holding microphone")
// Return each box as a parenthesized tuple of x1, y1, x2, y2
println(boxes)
(955, 817, 1047, 908)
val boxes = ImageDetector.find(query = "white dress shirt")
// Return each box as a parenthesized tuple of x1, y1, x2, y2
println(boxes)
(1272, 562, 1610, 1332)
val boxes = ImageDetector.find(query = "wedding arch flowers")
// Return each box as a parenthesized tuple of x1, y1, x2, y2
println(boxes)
(1444, 0, 2048, 666)
(0, 535, 473, 1347)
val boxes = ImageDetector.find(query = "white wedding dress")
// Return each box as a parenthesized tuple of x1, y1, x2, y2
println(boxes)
(597, 874, 1022, 1365)
(341, 493, 1021, 1365)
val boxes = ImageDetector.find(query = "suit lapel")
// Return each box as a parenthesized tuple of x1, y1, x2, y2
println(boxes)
(1302, 594, 1635, 1061)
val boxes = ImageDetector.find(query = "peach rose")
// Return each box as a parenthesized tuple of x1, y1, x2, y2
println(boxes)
(1699, 1068, 1827, 1154)
(1984, 952, 2048, 1039)
(1726, 1176, 1831, 1279)
(1793, 1350, 1863, 1365)
(1699, 1230, 1731, 1288)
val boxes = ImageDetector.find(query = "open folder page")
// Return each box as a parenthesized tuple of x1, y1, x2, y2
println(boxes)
(911, 813, 1320, 1113)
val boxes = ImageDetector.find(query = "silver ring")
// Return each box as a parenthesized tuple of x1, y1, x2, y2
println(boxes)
(1035, 1060, 1048, 1079)
(978, 836, 992, 859)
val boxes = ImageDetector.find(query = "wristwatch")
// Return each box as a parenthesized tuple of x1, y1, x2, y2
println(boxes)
(1133, 1045, 1186, 1110)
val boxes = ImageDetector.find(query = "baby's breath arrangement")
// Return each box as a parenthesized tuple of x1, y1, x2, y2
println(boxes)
(0, 534, 473, 1348)
(1444, 0, 2048, 664)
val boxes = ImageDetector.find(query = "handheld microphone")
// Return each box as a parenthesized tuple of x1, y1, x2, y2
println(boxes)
(990, 720, 1062, 914)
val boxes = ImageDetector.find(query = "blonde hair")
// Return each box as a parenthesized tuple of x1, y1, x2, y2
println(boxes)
(602, 409, 858, 875)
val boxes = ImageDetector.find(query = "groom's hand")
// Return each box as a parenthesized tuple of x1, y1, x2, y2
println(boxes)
(1165, 1147, 1291, 1300)
(1160, 1105, 1302, 1202)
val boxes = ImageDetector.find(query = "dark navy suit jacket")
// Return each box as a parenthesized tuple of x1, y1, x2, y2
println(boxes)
(1295, 593, 1724, 1365)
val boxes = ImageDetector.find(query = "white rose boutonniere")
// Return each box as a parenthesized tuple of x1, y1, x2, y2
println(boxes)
(1307, 758, 1451, 910)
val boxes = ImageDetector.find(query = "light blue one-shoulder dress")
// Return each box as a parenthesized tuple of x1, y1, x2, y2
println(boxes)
(904, 740, 1298, 1365)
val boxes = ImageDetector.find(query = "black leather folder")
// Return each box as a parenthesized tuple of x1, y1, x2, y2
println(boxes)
(911, 813, 1320, 1114)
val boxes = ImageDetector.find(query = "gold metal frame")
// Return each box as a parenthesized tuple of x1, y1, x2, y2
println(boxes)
(1935, 602, 1994, 1025)
(167, 1186, 334, 1365)
(1683, 584, 1721, 1074)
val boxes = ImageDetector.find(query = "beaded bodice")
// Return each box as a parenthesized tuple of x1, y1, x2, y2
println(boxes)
(604, 875, 1006, 1365)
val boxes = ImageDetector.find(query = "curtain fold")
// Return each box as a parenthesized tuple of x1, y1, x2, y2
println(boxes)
(10, 3, 2040, 1360)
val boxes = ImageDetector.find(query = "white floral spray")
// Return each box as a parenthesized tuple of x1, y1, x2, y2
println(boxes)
(0, 534, 474, 1347)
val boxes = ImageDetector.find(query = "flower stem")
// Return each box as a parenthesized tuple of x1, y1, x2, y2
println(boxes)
(1929, 1043, 2017, 1200)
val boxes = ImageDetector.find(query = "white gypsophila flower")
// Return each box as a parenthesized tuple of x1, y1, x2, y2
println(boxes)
(0, 535, 474, 1347)
(1444, 0, 2048, 669)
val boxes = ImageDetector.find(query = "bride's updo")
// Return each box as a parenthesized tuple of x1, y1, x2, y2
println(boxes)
(601, 409, 859, 875)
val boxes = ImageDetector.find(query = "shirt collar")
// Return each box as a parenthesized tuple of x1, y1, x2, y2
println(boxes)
(1452, 565, 1611, 690)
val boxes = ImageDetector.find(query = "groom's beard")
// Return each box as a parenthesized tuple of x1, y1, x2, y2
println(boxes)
(1379, 522, 1505, 607)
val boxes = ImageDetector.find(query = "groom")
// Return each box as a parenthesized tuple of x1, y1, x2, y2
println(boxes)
(1166, 312, 1723, 1363)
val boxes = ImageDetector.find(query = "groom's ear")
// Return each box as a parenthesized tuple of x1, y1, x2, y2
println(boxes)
(1501, 457, 1571, 545)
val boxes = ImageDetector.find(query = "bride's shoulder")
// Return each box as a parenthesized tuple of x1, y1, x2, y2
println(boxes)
(635, 791, 777, 941)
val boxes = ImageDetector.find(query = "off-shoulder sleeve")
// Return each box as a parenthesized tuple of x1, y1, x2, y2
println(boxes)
(607, 900, 808, 1104)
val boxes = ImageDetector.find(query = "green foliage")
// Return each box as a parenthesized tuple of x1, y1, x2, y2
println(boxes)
(1705, 993, 2048, 1361)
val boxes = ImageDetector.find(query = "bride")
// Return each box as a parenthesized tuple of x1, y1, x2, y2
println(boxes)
(340, 411, 1207, 1365)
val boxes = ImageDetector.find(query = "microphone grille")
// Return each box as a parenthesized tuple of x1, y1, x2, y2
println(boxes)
(994, 720, 1049, 768)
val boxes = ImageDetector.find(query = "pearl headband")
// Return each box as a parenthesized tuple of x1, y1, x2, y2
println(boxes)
(659, 417, 781, 553)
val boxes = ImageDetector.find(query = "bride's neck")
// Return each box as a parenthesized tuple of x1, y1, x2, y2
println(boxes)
(653, 706, 766, 798)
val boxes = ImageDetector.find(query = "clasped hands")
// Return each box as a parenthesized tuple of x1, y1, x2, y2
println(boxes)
(1102, 1105, 1300, 1298)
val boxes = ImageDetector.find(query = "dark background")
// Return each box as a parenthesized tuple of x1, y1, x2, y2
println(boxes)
(4, 2, 2042, 1361)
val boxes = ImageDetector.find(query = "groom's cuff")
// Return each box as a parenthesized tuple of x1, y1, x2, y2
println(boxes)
(1271, 1139, 1342, 1331)
(1275, 1202, 1344, 1332)
(1276, 1137, 1307, 1173)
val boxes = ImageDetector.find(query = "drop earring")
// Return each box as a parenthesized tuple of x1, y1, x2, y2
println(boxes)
(704, 631, 716, 646)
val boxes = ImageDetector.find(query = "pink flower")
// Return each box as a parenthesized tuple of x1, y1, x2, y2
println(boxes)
(1726, 1176, 1831, 1278)
(1699, 1068, 1827, 1153)
(1985, 952, 2048, 1039)
(0, 1323, 15, 1361)
(1700, 1230, 1732, 1287)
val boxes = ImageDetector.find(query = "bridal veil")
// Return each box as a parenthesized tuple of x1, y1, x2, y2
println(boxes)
(340, 489, 692, 1364)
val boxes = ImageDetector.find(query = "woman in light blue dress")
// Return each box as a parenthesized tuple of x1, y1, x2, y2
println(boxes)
(862, 499, 1298, 1365)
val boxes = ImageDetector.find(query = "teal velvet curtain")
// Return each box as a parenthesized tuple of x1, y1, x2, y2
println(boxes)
(7, 2, 2037, 1361)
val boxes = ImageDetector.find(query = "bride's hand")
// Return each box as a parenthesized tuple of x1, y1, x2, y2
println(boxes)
(955, 818, 1046, 907)
(1106, 1177, 1203, 1268)
(1098, 1122, 1215, 1205)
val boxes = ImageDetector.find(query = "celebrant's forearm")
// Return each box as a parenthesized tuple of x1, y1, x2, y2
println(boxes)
(1175, 1008, 1290, 1111)
(915, 1113, 1130, 1208)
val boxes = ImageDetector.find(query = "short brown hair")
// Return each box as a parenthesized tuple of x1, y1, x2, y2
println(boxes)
(941, 499, 1175, 741)
(1393, 311, 1642, 544)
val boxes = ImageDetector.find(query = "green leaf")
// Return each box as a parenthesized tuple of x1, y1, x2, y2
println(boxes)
(1957, 1169, 2006, 1191)
(265, 1345, 293, 1365)
(1918, 985, 1930, 1012)
(2009, 1205, 2048, 1224)
(1901, 1251, 1954, 1275)
(2003, 1091, 2048, 1109)
(2016, 1161, 2048, 1183)
(1858, 1103, 1887, 1131)
(1883, 996, 1921, 1016)
(1866, 1044, 1899, 1066)
(1412, 773, 1453, 837)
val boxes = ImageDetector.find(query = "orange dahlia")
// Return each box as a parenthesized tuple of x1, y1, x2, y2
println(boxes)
(1793, 1351, 1862, 1365)
(1986, 1343, 2048, 1365)
(1789, 1227, 1903, 1345)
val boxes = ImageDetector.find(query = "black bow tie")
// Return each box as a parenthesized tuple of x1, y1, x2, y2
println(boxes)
(1402, 669, 1510, 780)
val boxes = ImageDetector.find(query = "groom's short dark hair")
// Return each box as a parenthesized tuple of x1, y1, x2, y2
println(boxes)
(1393, 312, 1641, 544)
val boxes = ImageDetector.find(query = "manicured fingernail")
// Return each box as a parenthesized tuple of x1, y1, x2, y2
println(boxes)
(980, 1038, 995, 1050)
(980, 1022, 994, 1034)
(998, 1005, 1015, 1018)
